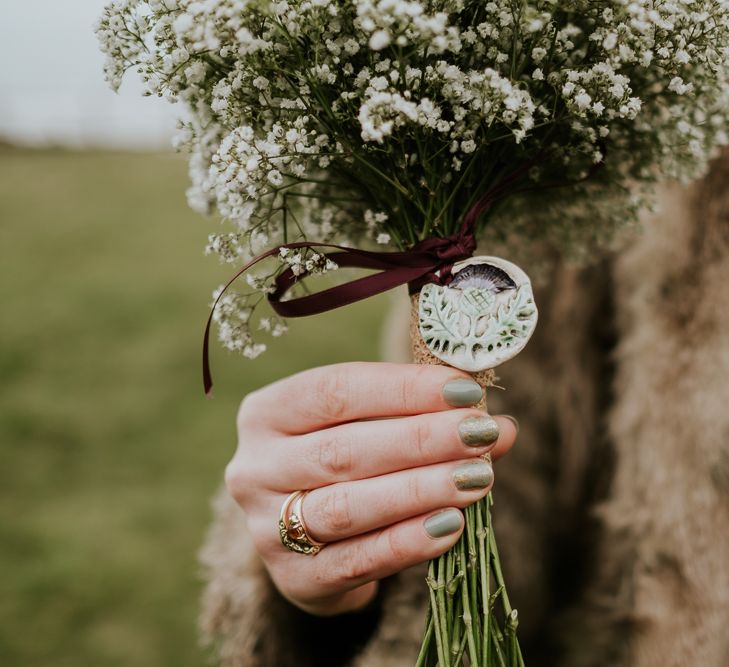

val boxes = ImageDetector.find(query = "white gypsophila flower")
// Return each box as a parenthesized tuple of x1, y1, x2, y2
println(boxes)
(358, 90, 418, 142)
(98, 0, 729, 359)
(368, 29, 391, 51)
(205, 232, 245, 263)
(279, 248, 339, 276)
(245, 272, 275, 294)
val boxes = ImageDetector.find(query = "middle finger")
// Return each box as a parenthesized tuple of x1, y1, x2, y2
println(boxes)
(267, 411, 516, 491)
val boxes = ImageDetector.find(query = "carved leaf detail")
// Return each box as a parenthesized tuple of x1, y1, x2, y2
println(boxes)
(418, 282, 537, 370)
(418, 284, 462, 356)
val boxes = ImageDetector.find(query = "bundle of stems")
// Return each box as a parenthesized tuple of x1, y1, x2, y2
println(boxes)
(409, 300, 523, 666)
(417, 495, 524, 667)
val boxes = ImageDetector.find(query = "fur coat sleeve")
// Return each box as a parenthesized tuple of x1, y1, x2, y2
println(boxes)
(199, 152, 729, 667)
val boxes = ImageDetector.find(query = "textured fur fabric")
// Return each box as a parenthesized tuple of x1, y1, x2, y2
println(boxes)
(561, 157, 729, 667)
(199, 154, 729, 666)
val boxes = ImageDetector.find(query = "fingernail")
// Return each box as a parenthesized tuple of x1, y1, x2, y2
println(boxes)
(424, 509, 463, 538)
(458, 415, 500, 447)
(503, 415, 519, 434)
(452, 460, 494, 490)
(442, 379, 483, 407)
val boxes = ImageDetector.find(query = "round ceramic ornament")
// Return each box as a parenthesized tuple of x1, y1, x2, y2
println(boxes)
(417, 256, 538, 372)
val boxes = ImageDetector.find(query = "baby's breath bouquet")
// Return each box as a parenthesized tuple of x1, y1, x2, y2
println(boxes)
(98, 0, 729, 664)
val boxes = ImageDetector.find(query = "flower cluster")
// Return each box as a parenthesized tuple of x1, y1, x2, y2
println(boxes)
(97, 0, 729, 354)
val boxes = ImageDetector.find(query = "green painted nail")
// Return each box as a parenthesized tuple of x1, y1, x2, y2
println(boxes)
(424, 509, 463, 538)
(442, 379, 483, 407)
(452, 460, 494, 490)
(458, 415, 500, 447)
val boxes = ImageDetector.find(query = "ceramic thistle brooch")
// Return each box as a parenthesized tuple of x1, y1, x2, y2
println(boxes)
(418, 257, 538, 372)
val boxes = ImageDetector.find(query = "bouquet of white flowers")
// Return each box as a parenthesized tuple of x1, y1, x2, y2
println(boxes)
(98, 1, 729, 664)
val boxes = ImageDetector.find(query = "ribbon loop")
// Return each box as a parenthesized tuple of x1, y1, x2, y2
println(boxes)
(202, 223, 477, 395)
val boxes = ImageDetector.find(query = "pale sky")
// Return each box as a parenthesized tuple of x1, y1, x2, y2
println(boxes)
(0, 1, 177, 148)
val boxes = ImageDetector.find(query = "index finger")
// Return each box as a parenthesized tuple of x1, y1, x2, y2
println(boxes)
(238, 362, 484, 434)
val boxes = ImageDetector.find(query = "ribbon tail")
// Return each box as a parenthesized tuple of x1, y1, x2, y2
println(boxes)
(202, 308, 216, 397)
(203, 246, 283, 396)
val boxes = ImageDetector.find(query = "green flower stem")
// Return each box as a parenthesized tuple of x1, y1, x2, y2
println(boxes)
(458, 533, 479, 666)
(491, 623, 508, 667)
(466, 505, 481, 653)
(427, 561, 448, 667)
(419, 493, 523, 666)
(490, 521, 525, 667)
(488, 604, 508, 667)
(445, 549, 454, 631)
(415, 613, 433, 667)
(477, 498, 491, 663)
(453, 630, 469, 665)
(437, 556, 451, 667)
(449, 596, 463, 659)
(508, 612, 520, 667)
(488, 506, 514, 618)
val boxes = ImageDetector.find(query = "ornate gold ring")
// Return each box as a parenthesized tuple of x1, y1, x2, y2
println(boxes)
(278, 490, 325, 556)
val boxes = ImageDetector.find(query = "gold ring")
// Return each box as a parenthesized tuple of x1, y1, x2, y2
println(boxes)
(278, 490, 325, 555)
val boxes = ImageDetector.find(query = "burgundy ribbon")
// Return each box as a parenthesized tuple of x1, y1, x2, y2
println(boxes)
(202, 221, 477, 394)
(202, 151, 606, 395)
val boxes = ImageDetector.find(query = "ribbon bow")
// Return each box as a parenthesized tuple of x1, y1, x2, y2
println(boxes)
(202, 221, 477, 395)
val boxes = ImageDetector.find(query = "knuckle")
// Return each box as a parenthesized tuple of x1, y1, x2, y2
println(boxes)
(399, 369, 420, 414)
(246, 516, 279, 554)
(385, 528, 410, 564)
(406, 473, 428, 508)
(236, 391, 261, 430)
(411, 418, 433, 460)
(313, 369, 349, 423)
(236, 424, 255, 453)
(224, 460, 253, 504)
(325, 485, 354, 534)
(317, 434, 353, 479)
(336, 543, 375, 584)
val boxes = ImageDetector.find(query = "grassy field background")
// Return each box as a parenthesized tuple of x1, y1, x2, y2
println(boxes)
(0, 146, 388, 666)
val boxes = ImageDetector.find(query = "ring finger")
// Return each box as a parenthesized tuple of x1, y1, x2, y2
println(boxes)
(298, 456, 495, 544)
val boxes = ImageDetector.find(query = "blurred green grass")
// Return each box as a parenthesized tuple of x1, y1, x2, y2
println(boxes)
(0, 147, 387, 666)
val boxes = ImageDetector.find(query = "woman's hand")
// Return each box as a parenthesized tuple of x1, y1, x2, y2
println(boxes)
(225, 362, 518, 617)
